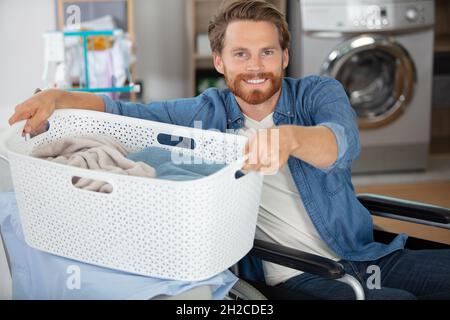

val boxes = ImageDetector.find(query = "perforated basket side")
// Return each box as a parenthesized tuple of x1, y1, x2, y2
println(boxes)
(22, 109, 247, 165)
(9, 151, 262, 280)
(4, 110, 264, 280)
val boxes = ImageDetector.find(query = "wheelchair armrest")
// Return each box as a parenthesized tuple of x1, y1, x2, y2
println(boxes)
(357, 193, 450, 226)
(249, 239, 345, 280)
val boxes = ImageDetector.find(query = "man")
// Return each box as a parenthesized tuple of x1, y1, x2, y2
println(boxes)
(8, 0, 450, 299)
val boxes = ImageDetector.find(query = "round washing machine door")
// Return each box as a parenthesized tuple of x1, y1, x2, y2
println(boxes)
(321, 35, 416, 129)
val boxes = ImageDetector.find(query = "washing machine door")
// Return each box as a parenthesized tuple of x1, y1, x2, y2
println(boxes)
(321, 35, 416, 129)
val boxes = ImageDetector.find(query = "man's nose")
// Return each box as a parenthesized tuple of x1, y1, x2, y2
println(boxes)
(246, 55, 264, 72)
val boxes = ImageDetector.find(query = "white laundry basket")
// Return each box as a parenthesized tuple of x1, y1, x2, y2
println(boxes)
(1, 109, 263, 281)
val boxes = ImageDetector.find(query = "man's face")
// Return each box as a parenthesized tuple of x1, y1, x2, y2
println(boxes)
(213, 20, 289, 105)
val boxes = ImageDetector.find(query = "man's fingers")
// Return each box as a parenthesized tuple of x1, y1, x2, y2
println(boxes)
(246, 136, 261, 167)
(242, 160, 263, 172)
(243, 141, 249, 156)
(23, 109, 49, 134)
(242, 163, 259, 172)
(8, 106, 32, 125)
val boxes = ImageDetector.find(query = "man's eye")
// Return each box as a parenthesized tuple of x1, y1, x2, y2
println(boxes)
(263, 50, 274, 56)
(235, 52, 247, 58)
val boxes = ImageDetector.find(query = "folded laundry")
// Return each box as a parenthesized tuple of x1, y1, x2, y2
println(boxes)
(127, 146, 226, 181)
(31, 135, 156, 193)
(31, 135, 229, 191)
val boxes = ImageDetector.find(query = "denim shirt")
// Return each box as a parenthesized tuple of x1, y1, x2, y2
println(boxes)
(102, 76, 407, 261)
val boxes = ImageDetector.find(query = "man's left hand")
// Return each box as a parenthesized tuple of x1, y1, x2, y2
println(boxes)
(242, 126, 294, 174)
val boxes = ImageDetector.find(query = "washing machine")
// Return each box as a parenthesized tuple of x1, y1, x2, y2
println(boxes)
(288, 0, 435, 173)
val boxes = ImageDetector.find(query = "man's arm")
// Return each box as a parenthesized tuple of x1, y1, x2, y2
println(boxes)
(243, 77, 358, 174)
(242, 125, 338, 173)
(10, 88, 211, 136)
(8, 89, 104, 134)
(285, 125, 338, 170)
(53, 90, 105, 111)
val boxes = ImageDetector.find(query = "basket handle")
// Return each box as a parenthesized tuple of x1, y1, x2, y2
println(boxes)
(64, 166, 119, 194)
(232, 155, 251, 180)
(156, 132, 197, 150)
(0, 131, 8, 162)
(0, 152, 8, 163)
(153, 124, 205, 150)
(0, 119, 30, 163)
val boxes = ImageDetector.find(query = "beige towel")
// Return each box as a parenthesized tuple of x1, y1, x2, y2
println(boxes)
(31, 135, 155, 193)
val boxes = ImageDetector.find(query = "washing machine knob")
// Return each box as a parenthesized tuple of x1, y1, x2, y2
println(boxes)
(405, 7, 419, 22)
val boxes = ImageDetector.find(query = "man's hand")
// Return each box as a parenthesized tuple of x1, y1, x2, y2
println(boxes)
(8, 89, 105, 135)
(242, 125, 339, 174)
(242, 126, 294, 174)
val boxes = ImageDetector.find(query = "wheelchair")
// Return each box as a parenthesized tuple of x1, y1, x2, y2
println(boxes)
(228, 193, 450, 300)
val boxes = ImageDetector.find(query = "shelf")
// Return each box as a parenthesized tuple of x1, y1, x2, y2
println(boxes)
(66, 84, 140, 93)
(435, 35, 450, 53)
(63, 29, 123, 37)
(56, 0, 138, 101)
(195, 54, 214, 69)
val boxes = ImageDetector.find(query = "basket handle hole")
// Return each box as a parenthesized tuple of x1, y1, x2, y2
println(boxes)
(24, 121, 50, 139)
(157, 133, 196, 150)
(234, 170, 247, 179)
(71, 176, 113, 194)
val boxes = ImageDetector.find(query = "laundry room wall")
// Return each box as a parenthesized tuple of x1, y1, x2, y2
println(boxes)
(0, 0, 56, 131)
(0, 0, 189, 131)
(133, 0, 189, 103)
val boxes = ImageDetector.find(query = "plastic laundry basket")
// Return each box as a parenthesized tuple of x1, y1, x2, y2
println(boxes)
(0, 109, 263, 281)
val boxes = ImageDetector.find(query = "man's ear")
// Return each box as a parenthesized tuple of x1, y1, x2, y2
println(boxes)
(282, 48, 289, 70)
(213, 52, 225, 75)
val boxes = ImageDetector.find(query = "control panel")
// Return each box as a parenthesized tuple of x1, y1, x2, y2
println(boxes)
(301, 0, 435, 32)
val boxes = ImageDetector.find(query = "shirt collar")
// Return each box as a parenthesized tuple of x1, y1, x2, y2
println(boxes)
(225, 90, 245, 127)
(274, 79, 295, 119)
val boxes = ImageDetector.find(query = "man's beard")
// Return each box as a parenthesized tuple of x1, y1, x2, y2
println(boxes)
(225, 71, 283, 105)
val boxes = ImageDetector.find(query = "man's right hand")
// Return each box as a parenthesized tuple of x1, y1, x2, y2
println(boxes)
(8, 89, 61, 134)
(8, 89, 105, 135)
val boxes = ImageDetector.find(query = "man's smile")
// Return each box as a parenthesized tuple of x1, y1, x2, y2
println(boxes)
(244, 78, 268, 85)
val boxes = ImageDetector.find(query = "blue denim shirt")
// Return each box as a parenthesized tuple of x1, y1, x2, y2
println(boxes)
(102, 76, 407, 261)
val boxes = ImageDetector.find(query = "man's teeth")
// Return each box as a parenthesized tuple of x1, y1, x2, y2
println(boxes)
(246, 79, 266, 84)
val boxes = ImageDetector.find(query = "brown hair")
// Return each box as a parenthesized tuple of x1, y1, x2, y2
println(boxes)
(208, 0, 291, 54)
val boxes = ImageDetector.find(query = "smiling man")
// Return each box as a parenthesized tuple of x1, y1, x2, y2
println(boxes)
(8, 0, 450, 299)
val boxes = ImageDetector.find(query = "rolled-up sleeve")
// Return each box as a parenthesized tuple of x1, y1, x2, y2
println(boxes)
(307, 77, 361, 173)
(317, 121, 348, 172)
(100, 94, 172, 123)
(100, 94, 204, 127)
(102, 94, 121, 115)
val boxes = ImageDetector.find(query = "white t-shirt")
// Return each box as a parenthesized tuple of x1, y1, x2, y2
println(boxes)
(241, 113, 340, 286)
